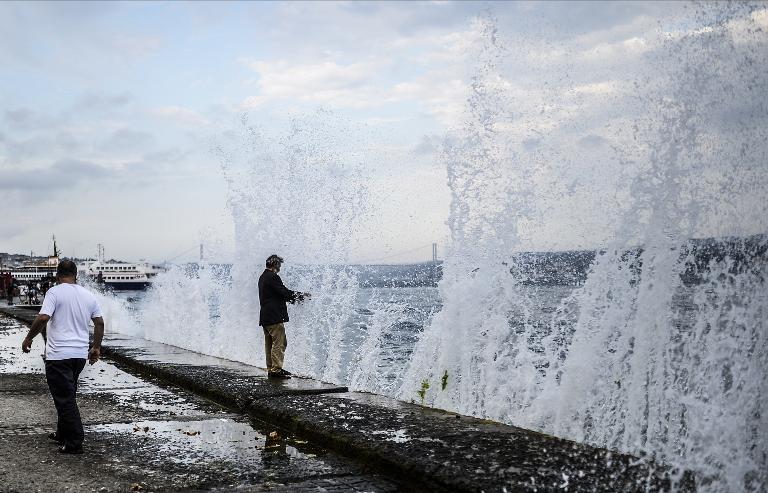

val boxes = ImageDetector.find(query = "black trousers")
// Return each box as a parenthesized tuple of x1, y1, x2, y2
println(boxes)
(45, 358, 86, 449)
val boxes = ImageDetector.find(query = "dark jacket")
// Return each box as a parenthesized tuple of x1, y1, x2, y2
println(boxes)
(258, 269, 297, 326)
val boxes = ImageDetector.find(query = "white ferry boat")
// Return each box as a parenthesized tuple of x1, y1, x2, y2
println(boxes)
(9, 265, 57, 282)
(7, 237, 60, 282)
(79, 261, 150, 290)
(79, 247, 166, 291)
(4, 239, 166, 290)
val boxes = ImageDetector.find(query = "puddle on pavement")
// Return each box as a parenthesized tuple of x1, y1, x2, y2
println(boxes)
(88, 418, 323, 466)
(78, 364, 215, 416)
(100, 386, 218, 417)
(1, 314, 402, 490)
(0, 316, 44, 373)
(78, 363, 148, 391)
(3, 314, 362, 480)
(1, 315, 217, 417)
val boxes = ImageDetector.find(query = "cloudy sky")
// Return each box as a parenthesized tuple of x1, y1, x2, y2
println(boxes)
(1, 1, 763, 263)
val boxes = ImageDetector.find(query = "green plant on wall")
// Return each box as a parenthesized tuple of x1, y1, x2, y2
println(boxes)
(417, 378, 430, 406)
(441, 370, 449, 391)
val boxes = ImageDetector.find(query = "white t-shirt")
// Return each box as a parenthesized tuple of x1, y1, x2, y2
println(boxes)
(39, 283, 103, 360)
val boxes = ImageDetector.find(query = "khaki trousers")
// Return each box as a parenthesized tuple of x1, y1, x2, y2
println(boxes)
(263, 323, 287, 372)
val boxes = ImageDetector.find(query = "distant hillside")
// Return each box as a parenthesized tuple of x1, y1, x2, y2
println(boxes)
(178, 234, 766, 288)
(356, 233, 767, 288)
(356, 263, 443, 288)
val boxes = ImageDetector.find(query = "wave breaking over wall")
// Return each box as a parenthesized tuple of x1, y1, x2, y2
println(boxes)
(398, 7, 767, 491)
(125, 5, 768, 491)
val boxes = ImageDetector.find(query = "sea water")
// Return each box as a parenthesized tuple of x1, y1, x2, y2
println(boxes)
(108, 4, 766, 491)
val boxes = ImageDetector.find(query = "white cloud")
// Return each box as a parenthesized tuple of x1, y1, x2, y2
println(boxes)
(240, 59, 385, 109)
(389, 25, 481, 65)
(582, 36, 650, 61)
(571, 14, 657, 47)
(151, 106, 210, 126)
(237, 18, 482, 121)
(239, 56, 469, 126)
(391, 75, 467, 126)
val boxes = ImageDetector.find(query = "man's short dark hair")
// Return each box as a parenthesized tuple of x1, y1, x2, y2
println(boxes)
(56, 259, 77, 278)
(266, 255, 284, 268)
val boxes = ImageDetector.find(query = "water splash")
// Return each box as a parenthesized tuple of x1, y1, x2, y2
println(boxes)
(398, 18, 548, 421)
(540, 6, 768, 490)
(140, 111, 369, 380)
(400, 6, 768, 491)
(109, 5, 768, 491)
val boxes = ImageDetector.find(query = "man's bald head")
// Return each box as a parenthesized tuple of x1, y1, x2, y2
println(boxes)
(56, 259, 77, 279)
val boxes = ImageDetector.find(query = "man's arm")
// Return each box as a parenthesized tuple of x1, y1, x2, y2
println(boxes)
(21, 314, 50, 353)
(88, 316, 104, 365)
(271, 275, 298, 303)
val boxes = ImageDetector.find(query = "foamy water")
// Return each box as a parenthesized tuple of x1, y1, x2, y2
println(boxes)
(107, 5, 767, 491)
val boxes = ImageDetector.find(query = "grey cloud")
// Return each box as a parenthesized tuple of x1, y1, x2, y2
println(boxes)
(119, 147, 198, 184)
(1, 132, 82, 163)
(269, 1, 687, 59)
(0, 159, 113, 192)
(5, 107, 34, 124)
(1, 135, 52, 162)
(3, 106, 67, 132)
(4, 107, 44, 130)
(142, 148, 192, 164)
(393, 3, 484, 35)
(99, 128, 154, 153)
(73, 91, 134, 114)
(0, 222, 26, 240)
(55, 131, 80, 152)
(501, 2, 687, 39)
(53, 158, 110, 177)
(264, 2, 467, 59)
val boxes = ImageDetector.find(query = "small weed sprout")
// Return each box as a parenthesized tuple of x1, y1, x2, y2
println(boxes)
(441, 370, 449, 391)
(417, 379, 430, 406)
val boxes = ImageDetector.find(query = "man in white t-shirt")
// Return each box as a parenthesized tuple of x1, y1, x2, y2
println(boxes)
(21, 259, 104, 455)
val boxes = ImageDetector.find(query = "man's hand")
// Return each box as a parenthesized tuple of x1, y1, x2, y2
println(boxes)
(22, 314, 49, 354)
(297, 292, 312, 302)
(88, 346, 100, 365)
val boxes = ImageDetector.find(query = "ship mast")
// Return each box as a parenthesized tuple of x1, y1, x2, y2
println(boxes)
(47, 234, 61, 267)
(52, 235, 60, 258)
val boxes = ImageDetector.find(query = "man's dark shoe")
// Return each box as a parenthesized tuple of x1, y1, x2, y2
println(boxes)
(48, 432, 64, 444)
(59, 445, 84, 455)
(267, 371, 290, 379)
(278, 369, 292, 376)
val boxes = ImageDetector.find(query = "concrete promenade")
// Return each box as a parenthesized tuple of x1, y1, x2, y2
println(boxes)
(0, 304, 689, 492)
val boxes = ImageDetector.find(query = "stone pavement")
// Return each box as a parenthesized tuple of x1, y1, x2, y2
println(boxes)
(0, 304, 693, 492)
(0, 314, 404, 492)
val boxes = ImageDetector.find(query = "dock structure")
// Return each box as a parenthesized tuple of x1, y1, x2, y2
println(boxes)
(0, 304, 691, 492)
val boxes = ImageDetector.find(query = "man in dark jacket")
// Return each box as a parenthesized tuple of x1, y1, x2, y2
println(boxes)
(258, 255, 310, 379)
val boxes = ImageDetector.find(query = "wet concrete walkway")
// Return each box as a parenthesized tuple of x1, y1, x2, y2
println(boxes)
(0, 314, 403, 492)
(0, 304, 690, 492)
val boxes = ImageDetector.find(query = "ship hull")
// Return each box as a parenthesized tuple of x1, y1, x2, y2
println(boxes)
(104, 281, 151, 290)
